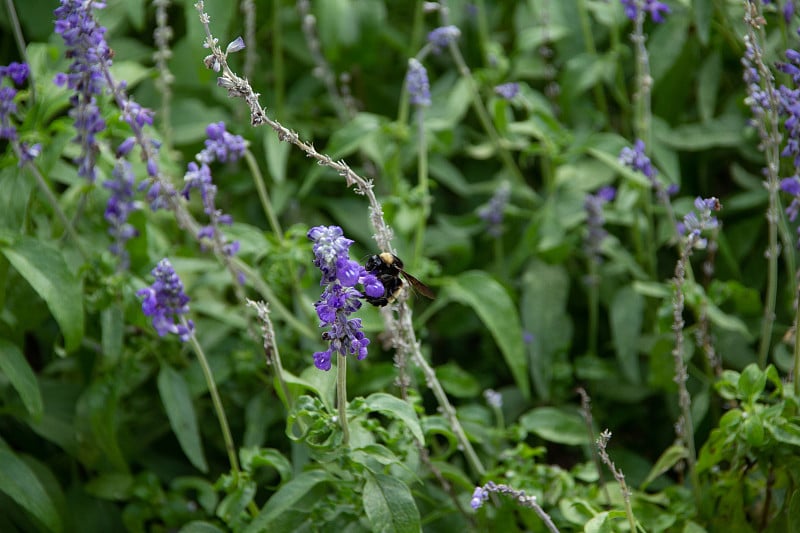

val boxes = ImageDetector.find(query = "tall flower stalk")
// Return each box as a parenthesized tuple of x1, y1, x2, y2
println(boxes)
(743, 0, 783, 368)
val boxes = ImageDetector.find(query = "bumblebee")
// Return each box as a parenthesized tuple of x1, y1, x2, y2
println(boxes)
(364, 252, 435, 307)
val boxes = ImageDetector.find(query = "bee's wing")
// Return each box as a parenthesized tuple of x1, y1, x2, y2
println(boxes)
(401, 271, 435, 299)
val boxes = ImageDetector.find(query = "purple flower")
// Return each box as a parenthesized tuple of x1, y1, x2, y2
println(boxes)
(584, 186, 616, 264)
(483, 389, 502, 408)
(104, 160, 138, 268)
(137, 259, 195, 341)
(678, 197, 720, 249)
(0, 86, 20, 141)
(477, 182, 511, 237)
(619, 140, 655, 179)
(307, 226, 383, 371)
(406, 58, 431, 107)
(0, 62, 30, 86)
(182, 161, 239, 257)
(620, 0, 670, 23)
(494, 82, 519, 100)
(427, 25, 461, 53)
(197, 121, 247, 164)
(470, 485, 491, 510)
(54, 0, 113, 182)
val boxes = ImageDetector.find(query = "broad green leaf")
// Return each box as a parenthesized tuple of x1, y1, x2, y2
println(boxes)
(0, 338, 43, 416)
(640, 445, 689, 490)
(76, 379, 128, 472)
(610, 285, 644, 383)
(788, 490, 800, 532)
(180, 521, 227, 533)
(158, 366, 208, 473)
(519, 407, 589, 445)
(584, 511, 614, 533)
(435, 362, 481, 398)
(767, 422, 800, 447)
(240, 447, 293, 481)
(244, 470, 333, 533)
(521, 261, 572, 400)
(649, 10, 689, 83)
(0, 236, 84, 352)
(0, 447, 63, 532)
(217, 479, 256, 524)
(365, 393, 424, 444)
(656, 115, 745, 151)
(445, 271, 529, 399)
(738, 363, 766, 403)
(84, 473, 134, 501)
(363, 473, 421, 533)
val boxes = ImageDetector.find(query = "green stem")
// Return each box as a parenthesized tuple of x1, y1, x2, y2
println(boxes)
(337, 354, 350, 445)
(412, 108, 429, 267)
(587, 261, 599, 357)
(576, 0, 608, 117)
(272, 0, 285, 115)
(184, 317, 240, 476)
(4, 0, 35, 103)
(244, 150, 283, 237)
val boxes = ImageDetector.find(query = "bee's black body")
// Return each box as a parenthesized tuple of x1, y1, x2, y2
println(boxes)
(364, 252, 434, 307)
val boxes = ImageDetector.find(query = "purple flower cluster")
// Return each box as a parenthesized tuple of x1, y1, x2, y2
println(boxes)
(53, 0, 113, 182)
(406, 59, 431, 107)
(197, 121, 247, 164)
(677, 197, 721, 249)
(427, 25, 461, 54)
(138, 259, 195, 341)
(0, 62, 40, 164)
(477, 182, 511, 237)
(104, 161, 138, 268)
(620, 0, 671, 23)
(619, 139, 655, 179)
(584, 186, 616, 264)
(307, 226, 383, 371)
(183, 122, 245, 257)
(494, 82, 519, 100)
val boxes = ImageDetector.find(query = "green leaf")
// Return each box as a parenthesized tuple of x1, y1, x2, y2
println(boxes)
(0, 338, 43, 417)
(521, 261, 573, 400)
(435, 362, 481, 398)
(738, 363, 766, 403)
(216, 480, 256, 524)
(767, 422, 800, 447)
(640, 445, 689, 490)
(0, 236, 84, 352)
(788, 490, 800, 532)
(0, 447, 63, 532)
(365, 393, 424, 444)
(656, 115, 745, 151)
(240, 447, 293, 481)
(609, 285, 644, 383)
(693, 0, 714, 46)
(158, 365, 208, 473)
(649, 11, 689, 83)
(180, 521, 227, 533)
(445, 271, 529, 398)
(519, 407, 589, 445)
(363, 473, 421, 533)
(584, 511, 614, 533)
(101, 305, 124, 364)
(697, 52, 721, 122)
(84, 473, 134, 501)
(244, 470, 333, 533)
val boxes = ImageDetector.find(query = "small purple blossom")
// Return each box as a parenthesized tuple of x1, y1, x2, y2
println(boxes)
(619, 140, 655, 179)
(677, 197, 721, 249)
(427, 25, 461, 53)
(494, 82, 519, 100)
(406, 58, 431, 107)
(0, 86, 19, 141)
(182, 161, 239, 256)
(137, 259, 195, 341)
(104, 160, 139, 268)
(0, 62, 30, 86)
(470, 485, 491, 510)
(620, 0, 671, 23)
(307, 226, 383, 371)
(225, 36, 246, 55)
(197, 121, 247, 164)
(477, 181, 511, 237)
